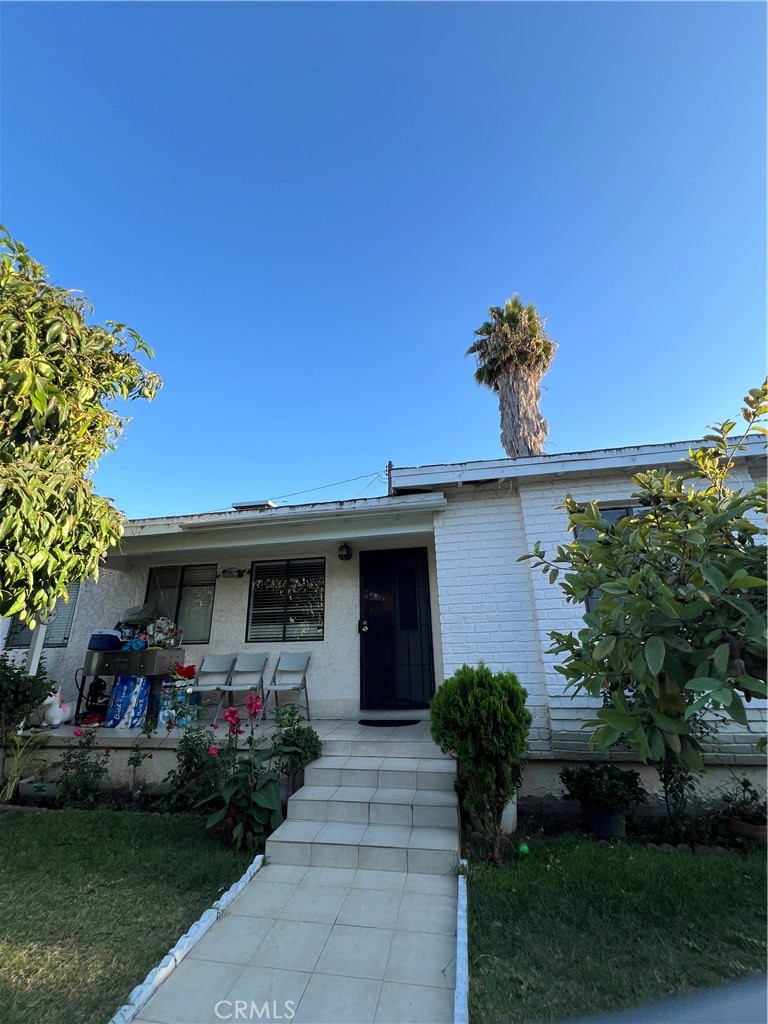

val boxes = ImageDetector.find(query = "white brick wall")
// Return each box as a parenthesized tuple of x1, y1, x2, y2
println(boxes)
(436, 463, 766, 766)
(433, 486, 552, 755)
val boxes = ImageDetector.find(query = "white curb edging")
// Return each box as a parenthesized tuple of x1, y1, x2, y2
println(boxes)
(454, 857, 469, 1024)
(107, 852, 264, 1024)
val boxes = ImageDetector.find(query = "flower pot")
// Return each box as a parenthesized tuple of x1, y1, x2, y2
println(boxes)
(725, 817, 767, 845)
(18, 777, 59, 801)
(582, 801, 625, 840)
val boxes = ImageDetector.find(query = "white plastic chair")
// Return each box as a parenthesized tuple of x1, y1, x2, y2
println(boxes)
(212, 652, 269, 724)
(260, 652, 311, 720)
(187, 653, 236, 721)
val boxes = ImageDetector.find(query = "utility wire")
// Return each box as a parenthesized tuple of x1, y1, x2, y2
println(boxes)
(273, 470, 384, 502)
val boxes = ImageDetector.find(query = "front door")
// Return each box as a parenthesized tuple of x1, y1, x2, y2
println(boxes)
(359, 547, 435, 710)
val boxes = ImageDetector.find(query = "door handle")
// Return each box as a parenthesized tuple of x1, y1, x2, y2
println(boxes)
(359, 620, 369, 633)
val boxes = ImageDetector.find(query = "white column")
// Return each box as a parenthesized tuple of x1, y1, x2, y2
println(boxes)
(26, 618, 47, 675)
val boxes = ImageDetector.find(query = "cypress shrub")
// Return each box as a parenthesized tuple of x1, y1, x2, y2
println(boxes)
(430, 661, 531, 864)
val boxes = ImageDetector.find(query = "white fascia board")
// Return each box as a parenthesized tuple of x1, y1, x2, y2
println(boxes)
(390, 437, 766, 491)
(120, 492, 447, 548)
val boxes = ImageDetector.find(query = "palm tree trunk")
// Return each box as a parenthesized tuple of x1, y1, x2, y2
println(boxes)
(498, 370, 548, 458)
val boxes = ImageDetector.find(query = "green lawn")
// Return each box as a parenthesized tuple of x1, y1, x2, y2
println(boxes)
(0, 810, 250, 1024)
(468, 835, 766, 1024)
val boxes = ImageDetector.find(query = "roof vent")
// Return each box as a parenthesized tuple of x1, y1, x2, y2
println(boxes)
(231, 499, 277, 511)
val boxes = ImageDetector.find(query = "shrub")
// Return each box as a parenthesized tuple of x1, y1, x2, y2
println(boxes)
(430, 662, 531, 865)
(719, 777, 767, 826)
(198, 745, 283, 852)
(0, 653, 51, 746)
(559, 763, 647, 813)
(161, 726, 225, 812)
(273, 706, 322, 778)
(58, 727, 109, 808)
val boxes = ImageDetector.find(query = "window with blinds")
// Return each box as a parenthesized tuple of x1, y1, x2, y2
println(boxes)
(247, 558, 325, 643)
(145, 564, 217, 643)
(574, 506, 639, 612)
(5, 583, 81, 649)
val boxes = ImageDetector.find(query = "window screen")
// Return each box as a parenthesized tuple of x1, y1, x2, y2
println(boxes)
(247, 559, 325, 642)
(146, 564, 216, 643)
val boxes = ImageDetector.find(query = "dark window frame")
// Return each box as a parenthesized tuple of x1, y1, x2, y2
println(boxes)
(144, 564, 217, 644)
(246, 557, 326, 644)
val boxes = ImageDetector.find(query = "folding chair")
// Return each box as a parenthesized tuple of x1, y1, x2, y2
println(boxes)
(187, 653, 236, 722)
(211, 652, 269, 724)
(260, 652, 311, 720)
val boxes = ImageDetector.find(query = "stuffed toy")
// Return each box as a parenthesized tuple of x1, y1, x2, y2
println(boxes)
(40, 689, 75, 728)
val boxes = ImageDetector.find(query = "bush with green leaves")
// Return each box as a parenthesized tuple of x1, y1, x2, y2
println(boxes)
(0, 653, 52, 793)
(719, 777, 767, 826)
(272, 706, 322, 778)
(57, 727, 108, 809)
(430, 662, 531, 865)
(198, 744, 283, 852)
(559, 763, 647, 813)
(522, 383, 767, 771)
(161, 726, 225, 812)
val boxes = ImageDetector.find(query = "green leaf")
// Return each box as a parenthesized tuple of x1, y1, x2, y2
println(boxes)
(685, 676, 716, 692)
(727, 689, 748, 726)
(649, 711, 690, 735)
(593, 635, 617, 661)
(644, 636, 666, 677)
(713, 643, 730, 676)
(597, 709, 638, 733)
(205, 807, 227, 828)
(700, 565, 727, 593)
(679, 740, 704, 772)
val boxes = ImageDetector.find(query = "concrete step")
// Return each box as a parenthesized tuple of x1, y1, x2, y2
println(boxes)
(288, 785, 459, 829)
(265, 819, 459, 875)
(304, 756, 456, 792)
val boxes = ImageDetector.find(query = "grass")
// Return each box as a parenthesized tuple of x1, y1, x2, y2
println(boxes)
(468, 835, 766, 1024)
(0, 809, 250, 1024)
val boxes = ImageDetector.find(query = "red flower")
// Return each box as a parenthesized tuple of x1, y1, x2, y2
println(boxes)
(73, 727, 84, 737)
(246, 694, 263, 718)
(208, 745, 219, 756)
(104, 748, 111, 756)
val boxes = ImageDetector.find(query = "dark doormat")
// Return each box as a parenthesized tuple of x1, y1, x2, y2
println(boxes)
(358, 718, 421, 727)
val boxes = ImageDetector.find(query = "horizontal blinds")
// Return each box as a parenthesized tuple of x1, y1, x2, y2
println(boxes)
(5, 583, 81, 649)
(145, 564, 217, 643)
(248, 558, 325, 643)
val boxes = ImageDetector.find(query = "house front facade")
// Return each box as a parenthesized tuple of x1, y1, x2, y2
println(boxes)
(4, 437, 764, 782)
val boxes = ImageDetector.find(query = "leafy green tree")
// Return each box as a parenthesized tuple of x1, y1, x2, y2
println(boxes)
(467, 294, 557, 458)
(522, 383, 767, 770)
(0, 227, 160, 625)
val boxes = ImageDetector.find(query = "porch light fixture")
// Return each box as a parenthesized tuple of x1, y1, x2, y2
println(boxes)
(338, 543, 353, 562)
(219, 567, 249, 579)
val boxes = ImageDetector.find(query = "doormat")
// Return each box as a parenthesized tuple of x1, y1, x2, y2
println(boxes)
(358, 718, 421, 727)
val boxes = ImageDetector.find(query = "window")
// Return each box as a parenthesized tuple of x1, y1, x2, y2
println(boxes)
(574, 506, 638, 613)
(5, 583, 81, 649)
(145, 565, 217, 644)
(247, 558, 325, 643)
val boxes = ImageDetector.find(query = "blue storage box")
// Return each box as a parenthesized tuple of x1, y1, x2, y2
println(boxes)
(88, 631, 122, 651)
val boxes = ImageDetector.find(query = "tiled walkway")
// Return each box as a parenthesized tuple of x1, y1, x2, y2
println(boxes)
(135, 721, 459, 1024)
(135, 863, 457, 1024)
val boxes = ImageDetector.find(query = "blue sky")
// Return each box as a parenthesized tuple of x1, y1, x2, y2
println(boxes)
(2, 2, 765, 518)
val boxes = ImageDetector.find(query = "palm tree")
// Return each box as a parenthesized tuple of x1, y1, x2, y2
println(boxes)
(467, 294, 557, 459)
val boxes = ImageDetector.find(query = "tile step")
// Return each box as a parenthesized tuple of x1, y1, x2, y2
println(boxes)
(305, 757, 455, 792)
(265, 824, 459, 875)
(288, 786, 459, 829)
(321, 739, 446, 758)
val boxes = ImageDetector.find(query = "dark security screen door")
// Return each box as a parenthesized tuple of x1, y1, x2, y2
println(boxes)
(359, 548, 435, 710)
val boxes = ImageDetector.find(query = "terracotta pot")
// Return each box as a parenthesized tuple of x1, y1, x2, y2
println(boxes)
(725, 817, 768, 845)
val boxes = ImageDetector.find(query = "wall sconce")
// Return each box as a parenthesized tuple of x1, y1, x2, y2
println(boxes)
(338, 543, 353, 562)
(219, 567, 249, 579)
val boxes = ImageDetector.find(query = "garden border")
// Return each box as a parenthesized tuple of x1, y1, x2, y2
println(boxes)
(454, 857, 469, 1024)
(107, 852, 264, 1024)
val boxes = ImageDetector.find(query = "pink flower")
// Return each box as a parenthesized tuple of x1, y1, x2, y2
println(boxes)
(208, 745, 219, 756)
(212, 724, 219, 730)
(246, 694, 263, 718)
(73, 727, 83, 737)
(104, 748, 111, 756)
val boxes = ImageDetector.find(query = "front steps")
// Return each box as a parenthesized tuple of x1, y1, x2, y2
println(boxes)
(266, 741, 460, 875)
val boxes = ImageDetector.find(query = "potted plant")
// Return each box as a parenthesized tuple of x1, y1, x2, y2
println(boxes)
(273, 705, 322, 801)
(719, 778, 767, 845)
(4, 731, 53, 802)
(560, 763, 647, 839)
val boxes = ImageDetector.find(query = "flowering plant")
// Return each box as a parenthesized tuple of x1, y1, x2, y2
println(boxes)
(58, 726, 109, 808)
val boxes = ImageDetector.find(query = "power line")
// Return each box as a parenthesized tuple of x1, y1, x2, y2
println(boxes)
(274, 470, 384, 502)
